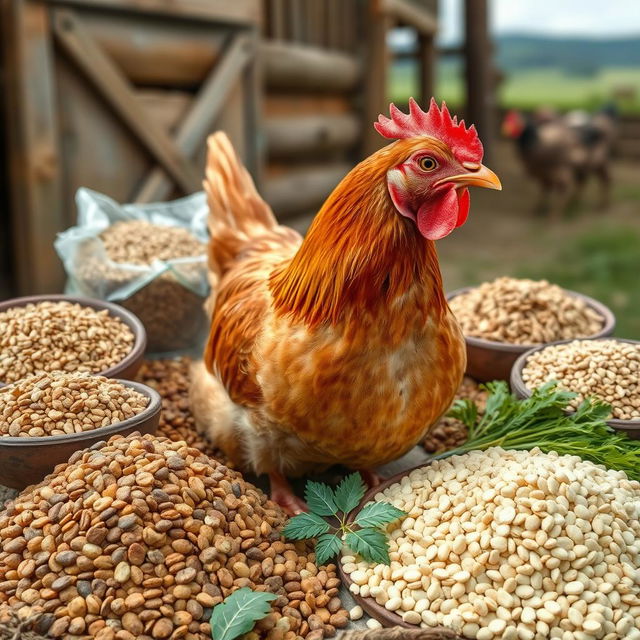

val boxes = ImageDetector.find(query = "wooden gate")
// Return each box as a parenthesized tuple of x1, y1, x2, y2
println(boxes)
(2, 0, 261, 294)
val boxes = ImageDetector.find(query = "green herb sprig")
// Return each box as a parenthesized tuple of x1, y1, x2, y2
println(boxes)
(447, 381, 640, 480)
(209, 587, 277, 640)
(283, 473, 406, 565)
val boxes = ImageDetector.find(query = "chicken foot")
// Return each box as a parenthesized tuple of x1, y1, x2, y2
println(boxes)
(269, 472, 308, 516)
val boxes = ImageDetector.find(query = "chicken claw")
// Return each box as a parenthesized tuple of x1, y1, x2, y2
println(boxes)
(270, 472, 308, 516)
(359, 469, 383, 489)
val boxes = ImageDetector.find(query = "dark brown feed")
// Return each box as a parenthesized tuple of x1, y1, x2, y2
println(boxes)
(0, 433, 347, 640)
(136, 358, 231, 464)
(422, 377, 486, 454)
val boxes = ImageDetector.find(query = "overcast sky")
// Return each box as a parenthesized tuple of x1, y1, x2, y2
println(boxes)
(439, 0, 640, 44)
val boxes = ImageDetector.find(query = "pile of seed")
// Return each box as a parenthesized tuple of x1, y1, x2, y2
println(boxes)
(422, 377, 486, 454)
(343, 447, 640, 640)
(100, 221, 205, 266)
(0, 433, 347, 640)
(81, 221, 208, 352)
(522, 339, 640, 420)
(136, 358, 231, 464)
(449, 277, 604, 345)
(0, 301, 135, 384)
(0, 372, 148, 438)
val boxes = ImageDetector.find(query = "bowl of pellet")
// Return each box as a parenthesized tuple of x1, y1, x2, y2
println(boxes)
(0, 432, 349, 639)
(0, 371, 160, 488)
(447, 277, 614, 382)
(71, 220, 208, 353)
(511, 337, 640, 439)
(339, 447, 640, 638)
(0, 294, 146, 387)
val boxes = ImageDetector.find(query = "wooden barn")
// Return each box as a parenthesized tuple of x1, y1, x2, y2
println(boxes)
(1, 0, 493, 296)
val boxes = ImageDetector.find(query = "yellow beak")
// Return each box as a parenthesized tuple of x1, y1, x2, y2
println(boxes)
(436, 164, 502, 191)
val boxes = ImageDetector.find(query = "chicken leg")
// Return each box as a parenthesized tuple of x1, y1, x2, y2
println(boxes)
(269, 472, 307, 516)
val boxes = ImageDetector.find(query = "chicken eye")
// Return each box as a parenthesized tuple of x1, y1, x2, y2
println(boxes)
(418, 156, 438, 172)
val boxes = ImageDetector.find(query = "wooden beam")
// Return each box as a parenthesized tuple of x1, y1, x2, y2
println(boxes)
(135, 33, 255, 202)
(265, 114, 360, 158)
(417, 32, 436, 105)
(382, 0, 437, 34)
(464, 0, 494, 160)
(3, 0, 64, 294)
(53, 8, 201, 194)
(262, 41, 360, 92)
(46, 0, 261, 26)
(263, 163, 351, 217)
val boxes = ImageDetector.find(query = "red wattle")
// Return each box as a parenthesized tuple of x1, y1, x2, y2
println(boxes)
(456, 188, 470, 228)
(416, 186, 459, 240)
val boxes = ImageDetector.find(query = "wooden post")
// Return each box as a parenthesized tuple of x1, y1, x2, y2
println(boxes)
(363, 0, 391, 156)
(417, 32, 435, 105)
(464, 0, 493, 160)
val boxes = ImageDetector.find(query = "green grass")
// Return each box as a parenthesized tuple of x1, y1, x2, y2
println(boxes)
(516, 226, 640, 339)
(390, 62, 640, 114)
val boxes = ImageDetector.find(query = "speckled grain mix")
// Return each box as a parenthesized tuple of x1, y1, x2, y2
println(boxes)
(522, 339, 640, 420)
(0, 433, 347, 640)
(449, 278, 604, 345)
(0, 301, 134, 383)
(0, 372, 148, 437)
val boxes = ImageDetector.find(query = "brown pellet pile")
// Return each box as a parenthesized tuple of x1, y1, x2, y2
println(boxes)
(449, 277, 604, 345)
(0, 372, 148, 438)
(136, 358, 230, 463)
(0, 301, 135, 384)
(522, 339, 640, 420)
(0, 433, 347, 640)
(422, 377, 486, 454)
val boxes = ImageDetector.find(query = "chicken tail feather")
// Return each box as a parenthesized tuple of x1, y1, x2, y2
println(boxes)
(204, 132, 277, 286)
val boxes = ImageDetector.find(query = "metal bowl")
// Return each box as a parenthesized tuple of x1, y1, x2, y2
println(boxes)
(0, 294, 147, 387)
(446, 287, 616, 382)
(510, 337, 640, 440)
(0, 379, 161, 489)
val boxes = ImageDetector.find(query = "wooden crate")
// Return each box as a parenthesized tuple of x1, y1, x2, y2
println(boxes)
(2, 0, 261, 294)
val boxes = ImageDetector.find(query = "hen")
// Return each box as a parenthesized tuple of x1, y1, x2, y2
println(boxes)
(191, 99, 501, 513)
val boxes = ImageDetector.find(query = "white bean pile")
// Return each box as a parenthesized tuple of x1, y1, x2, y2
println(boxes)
(522, 340, 640, 421)
(342, 448, 640, 640)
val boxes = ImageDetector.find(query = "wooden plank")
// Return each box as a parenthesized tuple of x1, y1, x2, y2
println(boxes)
(3, 0, 64, 294)
(417, 32, 436, 104)
(363, 0, 391, 155)
(263, 41, 360, 92)
(81, 12, 226, 87)
(264, 95, 353, 117)
(46, 0, 261, 26)
(265, 113, 360, 158)
(136, 91, 192, 133)
(267, 0, 287, 40)
(263, 163, 351, 217)
(53, 8, 201, 194)
(382, 0, 437, 34)
(135, 33, 255, 202)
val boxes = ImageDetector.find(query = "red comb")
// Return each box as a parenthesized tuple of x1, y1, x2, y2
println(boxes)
(374, 97, 483, 163)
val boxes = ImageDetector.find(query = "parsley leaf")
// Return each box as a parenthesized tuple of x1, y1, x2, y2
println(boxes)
(283, 512, 330, 540)
(333, 472, 366, 514)
(304, 480, 338, 516)
(210, 587, 277, 640)
(315, 533, 343, 566)
(346, 528, 390, 564)
(354, 501, 406, 528)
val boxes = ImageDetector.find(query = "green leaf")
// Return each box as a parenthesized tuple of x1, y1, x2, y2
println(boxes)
(346, 528, 390, 564)
(333, 473, 366, 514)
(210, 587, 277, 640)
(354, 501, 406, 528)
(283, 512, 330, 540)
(304, 480, 338, 516)
(315, 533, 343, 566)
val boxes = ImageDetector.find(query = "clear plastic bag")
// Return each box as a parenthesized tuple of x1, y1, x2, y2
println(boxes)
(55, 188, 210, 353)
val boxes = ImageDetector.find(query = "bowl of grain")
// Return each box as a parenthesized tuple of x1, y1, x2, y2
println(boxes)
(510, 337, 640, 439)
(0, 294, 146, 387)
(447, 277, 615, 382)
(0, 371, 161, 488)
